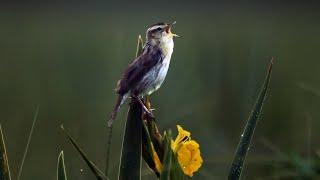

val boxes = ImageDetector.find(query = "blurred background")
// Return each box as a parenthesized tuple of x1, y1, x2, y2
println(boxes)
(1, 1, 320, 179)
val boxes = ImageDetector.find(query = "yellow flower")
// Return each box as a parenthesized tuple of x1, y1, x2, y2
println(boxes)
(151, 144, 162, 173)
(171, 125, 190, 151)
(171, 125, 203, 177)
(150, 125, 203, 177)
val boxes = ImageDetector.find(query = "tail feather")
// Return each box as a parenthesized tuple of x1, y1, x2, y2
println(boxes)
(108, 94, 128, 127)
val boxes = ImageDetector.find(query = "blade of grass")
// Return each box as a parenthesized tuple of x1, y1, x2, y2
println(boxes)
(144, 97, 164, 160)
(141, 122, 155, 170)
(57, 151, 67, 180)
(118, 100, 143, 179)
(228, 59, 273, 180)
(159, 131, 184, 180)
(0, 125, 12, 180)
(141, 121, 159, 177)
(136, 35, 144, 58)
(105, 35, 144, 176)
(160, 131, 174, 180)
(61, 125, 108, 180)
(17, 105, 40, 180)
(170, 147, 184, 179)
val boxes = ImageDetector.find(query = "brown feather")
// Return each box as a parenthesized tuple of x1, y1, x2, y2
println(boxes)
(116, 44, 163, 96)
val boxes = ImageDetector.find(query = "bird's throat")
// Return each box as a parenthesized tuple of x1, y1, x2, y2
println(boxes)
(159, 38, 174, 57)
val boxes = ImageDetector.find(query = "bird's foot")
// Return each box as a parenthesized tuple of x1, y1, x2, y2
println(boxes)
(144, 109, 155, 119)
(139, 100, 155, 119)
(132, 95, 155, 119)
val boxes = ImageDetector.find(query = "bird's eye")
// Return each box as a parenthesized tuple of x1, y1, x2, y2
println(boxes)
(156, 27, 162, 31)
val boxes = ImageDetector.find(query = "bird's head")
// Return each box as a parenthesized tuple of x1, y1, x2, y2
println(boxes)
(146, 21, 179, 42)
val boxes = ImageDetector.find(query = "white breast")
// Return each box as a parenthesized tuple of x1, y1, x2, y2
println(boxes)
(153, 40, 174, 91)
(141, 38, 174, 96)
(142, 38, 174, 96)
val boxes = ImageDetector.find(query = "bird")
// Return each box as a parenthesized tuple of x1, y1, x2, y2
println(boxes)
(108, 21, 179, 127)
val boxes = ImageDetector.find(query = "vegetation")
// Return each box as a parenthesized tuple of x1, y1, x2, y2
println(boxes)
(0, 36, 280, 180)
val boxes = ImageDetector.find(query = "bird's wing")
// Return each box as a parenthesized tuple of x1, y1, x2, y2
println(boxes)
(116, 45, 163, 95)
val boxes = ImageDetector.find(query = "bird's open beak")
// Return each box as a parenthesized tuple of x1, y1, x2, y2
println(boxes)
(167, 21, 180, 37)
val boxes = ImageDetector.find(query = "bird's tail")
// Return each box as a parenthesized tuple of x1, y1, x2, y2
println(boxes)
(106, 94, 127, 175)
(108, 93, 128, 127)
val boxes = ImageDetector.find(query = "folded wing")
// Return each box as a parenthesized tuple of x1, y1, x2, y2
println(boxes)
(116, 45, 164, 96)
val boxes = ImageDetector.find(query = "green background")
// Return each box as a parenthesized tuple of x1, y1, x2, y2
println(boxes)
(1, 1, 320, 179)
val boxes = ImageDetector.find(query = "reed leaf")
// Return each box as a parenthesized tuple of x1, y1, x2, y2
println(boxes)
(0, 125, 11, 180)
(18, 105, 40, 180)
(61, 125, 108, 180)
(170, 151, 184, 180)
(141, 122, 158, 177)
(118, 100, 143, 180)
(144, 97, 164, 161)
(136, 35, 144, 57)
(57, 151, 67, 180)
(146, 118, 164, 161)
(160, 131, 172, 180)
(228, 59, 274, 180)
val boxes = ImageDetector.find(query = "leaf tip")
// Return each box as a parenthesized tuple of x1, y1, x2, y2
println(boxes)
(59, 150, 64, 158)
(269, 57, 274, 70)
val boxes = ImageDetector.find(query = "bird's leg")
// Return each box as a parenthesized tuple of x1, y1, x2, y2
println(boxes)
(132, 95, 154, 119)
(144, 96, 156, 112)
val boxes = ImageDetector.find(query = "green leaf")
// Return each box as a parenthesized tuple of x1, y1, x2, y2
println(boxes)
(160, 131, 173, 180)
(170, 152, 184, 180)
(228, 59, 274, 180)
(118, 100, 143, 180)
(160, 131, 184, 180)
(0, 125, 11, 180)
(57, 151, 68, 180)
(61, 125, 108, 180)
(141, 121, 159, 177)
(135, 35, 144, 57)
(145, 114, 164, 161)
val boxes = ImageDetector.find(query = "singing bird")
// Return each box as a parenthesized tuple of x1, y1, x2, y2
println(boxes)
(108, 22, 179, 127)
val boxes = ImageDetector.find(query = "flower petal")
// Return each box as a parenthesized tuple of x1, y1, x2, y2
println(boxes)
(171, 125, 203, 177)
(151, 144, 162, 173)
